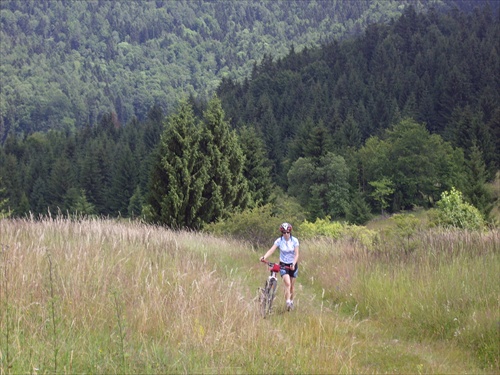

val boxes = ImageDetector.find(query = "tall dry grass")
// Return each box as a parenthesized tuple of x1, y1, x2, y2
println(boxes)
(0, 217, 498, 374)
(302, 228, 500, 370)
(0, 217, 358, 374)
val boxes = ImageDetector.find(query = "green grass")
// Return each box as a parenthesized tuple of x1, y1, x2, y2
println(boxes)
(0, 217, 498, 374)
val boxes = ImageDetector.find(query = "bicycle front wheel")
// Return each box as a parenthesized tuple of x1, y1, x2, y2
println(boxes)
(259, 283, 268, 318)
(267, 278, 277, 314)
(259, 279, 274, 318)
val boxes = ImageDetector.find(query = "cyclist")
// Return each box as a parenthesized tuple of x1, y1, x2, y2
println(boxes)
(260, 222, 299, 310)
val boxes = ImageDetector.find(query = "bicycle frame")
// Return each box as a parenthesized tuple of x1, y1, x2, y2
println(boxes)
(258, 261, 290, 318)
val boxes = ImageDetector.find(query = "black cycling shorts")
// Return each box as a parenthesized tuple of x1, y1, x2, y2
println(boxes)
(280, 262, 298, 278)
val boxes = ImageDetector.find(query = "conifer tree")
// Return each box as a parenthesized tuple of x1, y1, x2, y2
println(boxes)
(128, 186, 143, 219)
(464, 143, 493, 219)
(0, 177, 10, 218)
(17, 192, 30, 217)
(30, 177, 49, 216)
(72, 189, 96, 217)
(108, 143, 137, 216)
(0, 153, 22, 213)
(148, 100, 208, 228)
(339, 113, 362, 150)
(198, 96, 248, 223)
(238, 125, 273, 208)
(47, 157, 73, 212)
(79, 136, 113, 215)
(288, 152, 349, 220)
(304, 121, 333, 159)
(345, 189, 372, 225)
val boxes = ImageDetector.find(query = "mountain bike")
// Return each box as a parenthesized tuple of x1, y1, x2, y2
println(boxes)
(258, 260, 290, 318)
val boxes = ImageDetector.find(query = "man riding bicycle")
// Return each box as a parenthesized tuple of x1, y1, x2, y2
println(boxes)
(260, 222, 299, 310)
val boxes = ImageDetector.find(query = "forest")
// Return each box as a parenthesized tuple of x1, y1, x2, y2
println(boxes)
(0, 1, 499, 228)
(0, 0, 492, 138)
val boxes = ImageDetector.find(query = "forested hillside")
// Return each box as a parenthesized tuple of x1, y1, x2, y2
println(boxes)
(0, 2, 498, 227)
(216, 5, 499, 189)
(0, 0, 493, 139)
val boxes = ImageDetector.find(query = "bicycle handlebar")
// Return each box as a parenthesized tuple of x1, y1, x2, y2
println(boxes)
(260, 259, 292, 270)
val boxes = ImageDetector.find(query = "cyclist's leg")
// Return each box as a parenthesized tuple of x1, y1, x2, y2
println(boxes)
(290, 266, 298, 304)
(282, 274, 292, 303)
(290, 277, 296, 303)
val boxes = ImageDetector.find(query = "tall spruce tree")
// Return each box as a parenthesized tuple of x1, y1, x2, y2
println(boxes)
(108, 143, 137, 216)
(464, 143, 493, 219)
(147, 100, 208, 228)
(238, 125, 273, 208)
(198, 96, 248, 224)
(47, 156, 73, 213)
(0, 176, 10, 218)
(128, 185, 144, 219)
(78, 136, 113, 215)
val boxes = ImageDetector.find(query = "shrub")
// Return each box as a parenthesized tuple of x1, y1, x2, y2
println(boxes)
(432, 187, 485, 230)
(300, 217, 379, 249)
(204, 191, 308, 247)
(390, 213, 421, 253)
(203, 205, 283, 247)
(299, 217, 345, 239)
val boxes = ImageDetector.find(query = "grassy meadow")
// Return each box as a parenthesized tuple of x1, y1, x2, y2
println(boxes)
(0, 216, 498, 374)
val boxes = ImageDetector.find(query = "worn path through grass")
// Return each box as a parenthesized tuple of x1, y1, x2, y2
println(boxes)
(191, 233, 492, 374)
(1, 218, 496, 374)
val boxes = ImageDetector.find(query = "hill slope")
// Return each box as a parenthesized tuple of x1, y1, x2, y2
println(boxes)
(1, 217, 498, 372)
(0, 0, 493, 138)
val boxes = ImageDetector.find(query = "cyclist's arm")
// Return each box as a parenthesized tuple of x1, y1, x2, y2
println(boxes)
(292, 245, 299, 270)
(260, 244, 278, 262)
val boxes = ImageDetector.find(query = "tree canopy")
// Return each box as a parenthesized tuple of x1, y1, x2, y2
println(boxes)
(1, 0, 493, 139)
(0, 3, 498, 225)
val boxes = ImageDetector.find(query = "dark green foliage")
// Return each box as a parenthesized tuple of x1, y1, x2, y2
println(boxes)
(464, 144, 493, 220)
(78, 137, 113, 215)
(238, 125, 273, 208)
(358, 119, 466, 211)
(303, 121, 334, 159)
(17, 192, 30, 217)
(148, 97, 248, 228)
(147, 100, 208, 228)
(31, 177, 49, 216)
(0, 176, 9, 218)
(198, 96, 249, 224)
(345, 190, 372, 225)
(0, 151, 21, 211)
(3, 0, 451, 136)
(288, 152, 350, 220)
(71, 189, 96, 217)
(339, 114, 362, 151)
(128, 186, 143, 219)
(446, 106, 497, 180)
(0, 3, 497, 225)
(47, 157, 74, 213)
(108, 144, 138, 216)
(217, 5, 499, 201)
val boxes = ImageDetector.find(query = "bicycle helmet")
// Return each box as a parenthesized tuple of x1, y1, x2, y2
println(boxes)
(280, 222, 292, 233)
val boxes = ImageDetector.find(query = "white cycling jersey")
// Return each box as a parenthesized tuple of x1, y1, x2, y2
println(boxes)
(273, 236, 299, 264)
